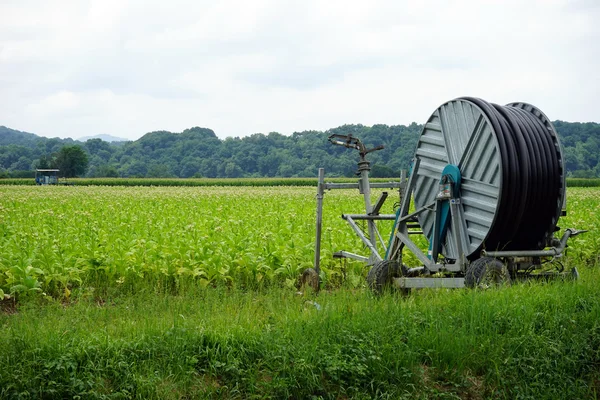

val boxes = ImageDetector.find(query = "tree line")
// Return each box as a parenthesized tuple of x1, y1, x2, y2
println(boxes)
(1, 121, 599, 179)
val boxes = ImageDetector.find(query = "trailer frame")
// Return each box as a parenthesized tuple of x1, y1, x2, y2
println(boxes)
(311, 134, 585, 292)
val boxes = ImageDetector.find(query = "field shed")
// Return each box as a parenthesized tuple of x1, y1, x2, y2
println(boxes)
(35, 169, 59, 185)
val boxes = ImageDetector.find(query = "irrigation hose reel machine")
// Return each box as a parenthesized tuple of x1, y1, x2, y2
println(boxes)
(308, 97, 586, 292)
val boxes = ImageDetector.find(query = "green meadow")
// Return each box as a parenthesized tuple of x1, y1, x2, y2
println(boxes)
(0, 186, 599, 398)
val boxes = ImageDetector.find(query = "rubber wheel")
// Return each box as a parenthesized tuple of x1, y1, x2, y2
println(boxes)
(465, 257, 510, 289)
(367, 260, 408, 295)
(298, 268, 319, 292)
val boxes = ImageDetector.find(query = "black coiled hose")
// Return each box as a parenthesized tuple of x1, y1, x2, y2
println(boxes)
(460, 97, 561, 252)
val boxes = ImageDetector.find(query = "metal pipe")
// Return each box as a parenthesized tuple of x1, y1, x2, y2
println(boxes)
(314, 168, 325, 275)
(341, 214, 396, 220)
(375, 226, 387, 252)
(371, 192, 388, 215)
(344, 216, 383, 262)
(386, 160, 419, 261)
(325, 182, 403, 190)
(359, 159, 377, 250)
(395, 231, 431, 266)
(482, 249, 560, 257)
(449, 198, 468, 271)
(333, 251, 369, 263)
(369, 182, 404, 188)
(325, 183, 360, 190)
(481, 228, 575, 258)
(398, 158, 419, 219)
(394, 277, 465, 289)
(398, 202, 435, 222)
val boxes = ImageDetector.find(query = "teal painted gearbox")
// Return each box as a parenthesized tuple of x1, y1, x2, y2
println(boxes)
(441, 164, 461, 195)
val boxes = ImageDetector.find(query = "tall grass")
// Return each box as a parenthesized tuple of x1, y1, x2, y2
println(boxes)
(1, 267, 599, 399)
(0, 185, 598, 398)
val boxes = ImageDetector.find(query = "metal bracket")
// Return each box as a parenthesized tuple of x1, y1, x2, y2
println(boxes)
(370, 192, 388, 215)
(394, 277, 465, 289)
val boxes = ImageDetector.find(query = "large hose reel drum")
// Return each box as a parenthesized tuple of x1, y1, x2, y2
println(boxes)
(413, 97, 565, 260)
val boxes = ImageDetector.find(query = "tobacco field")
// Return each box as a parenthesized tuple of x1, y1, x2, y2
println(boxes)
(0, 185, 395, 299)
(0, 186, 599, 300)
(1, 185, 600, 398)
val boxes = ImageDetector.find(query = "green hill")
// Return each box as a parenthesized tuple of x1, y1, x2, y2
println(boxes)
(1, 121, 599, 178)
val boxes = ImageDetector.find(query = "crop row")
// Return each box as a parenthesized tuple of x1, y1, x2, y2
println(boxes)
(0, 186, 598, 299)
(0, 186, 397, 298)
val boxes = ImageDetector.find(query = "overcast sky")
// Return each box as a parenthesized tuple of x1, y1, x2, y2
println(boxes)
(0, 0, 598, 141)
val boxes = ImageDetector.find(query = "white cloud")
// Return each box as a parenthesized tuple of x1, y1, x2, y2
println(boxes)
(27, 90, 81, 116)
(0, 0, 598, 140)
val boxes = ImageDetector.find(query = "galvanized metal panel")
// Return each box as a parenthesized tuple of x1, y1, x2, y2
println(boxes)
(412, 99, 502, 259)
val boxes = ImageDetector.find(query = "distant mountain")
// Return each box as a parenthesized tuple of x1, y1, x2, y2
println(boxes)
(79, 134, 129, 142)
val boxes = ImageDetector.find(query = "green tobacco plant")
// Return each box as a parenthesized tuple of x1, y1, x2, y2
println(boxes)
(0, 186, 597, 298)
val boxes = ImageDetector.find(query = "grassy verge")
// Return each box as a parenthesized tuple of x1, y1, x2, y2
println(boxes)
(1, 267, 599, 399)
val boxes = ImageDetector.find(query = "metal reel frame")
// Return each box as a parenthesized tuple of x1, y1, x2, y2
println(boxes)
(312, 136, 585, 292)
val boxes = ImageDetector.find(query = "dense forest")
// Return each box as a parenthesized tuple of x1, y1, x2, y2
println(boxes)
(1, 121, 599, 178)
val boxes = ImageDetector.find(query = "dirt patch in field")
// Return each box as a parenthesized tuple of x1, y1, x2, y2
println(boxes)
(0, 298, 18, 315)
(421, 365, 485, 400)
